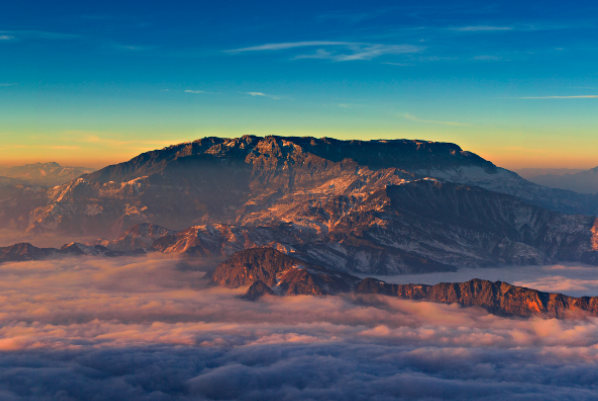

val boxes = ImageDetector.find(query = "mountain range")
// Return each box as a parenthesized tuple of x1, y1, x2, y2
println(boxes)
(523, 167, 598, 194)
(212, 247, 598, 319)
(0, 162, 96, 187)
(2, 136, 598, 274)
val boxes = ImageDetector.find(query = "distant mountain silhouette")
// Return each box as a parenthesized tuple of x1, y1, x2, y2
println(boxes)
(524, 167, 598, 194)
(0, 162, 96, 187)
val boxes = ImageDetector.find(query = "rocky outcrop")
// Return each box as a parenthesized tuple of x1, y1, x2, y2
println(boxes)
(0, 243, 58, 263)
(149, 222, 312, 257)
(210, 248, 360, 296)
(355, 278, 598, 319)
(241, 280, 276, 300)
(212, 248, 598, 319)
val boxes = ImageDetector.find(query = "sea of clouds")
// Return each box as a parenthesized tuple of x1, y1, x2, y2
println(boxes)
(1, 255, 598, 400)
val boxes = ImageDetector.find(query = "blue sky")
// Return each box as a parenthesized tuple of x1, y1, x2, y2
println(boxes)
(1, 0, 597, 168)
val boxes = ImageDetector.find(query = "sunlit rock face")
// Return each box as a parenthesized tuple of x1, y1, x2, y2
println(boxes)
(210, 248, 360, 296)
(3, 135, 598, 273)
(355, 278, 598, 319)
(211, 248, 598, 319)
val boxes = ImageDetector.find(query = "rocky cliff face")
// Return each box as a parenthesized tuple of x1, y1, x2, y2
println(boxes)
(355, 278, 598, 319)
(209, 248, 360, 296)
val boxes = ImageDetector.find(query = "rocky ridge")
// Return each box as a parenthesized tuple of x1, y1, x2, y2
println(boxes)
(0, 242, 138, 264)
(213, 248, 598, 319)
(210, 248, 360, 296)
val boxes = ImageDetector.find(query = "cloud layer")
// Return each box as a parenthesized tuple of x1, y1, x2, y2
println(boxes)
(1, 256, 598, 399)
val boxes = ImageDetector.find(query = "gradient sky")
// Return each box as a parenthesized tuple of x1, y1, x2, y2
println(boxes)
(1, 0, 597, 169)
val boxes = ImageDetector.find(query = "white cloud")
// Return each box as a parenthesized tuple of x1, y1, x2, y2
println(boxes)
(0, 35, 14, 40)
(299, 44, 421, 61)
(245, 92, 282, 100)
(184, 90, 205, 94)
(227, 41, 354, 52)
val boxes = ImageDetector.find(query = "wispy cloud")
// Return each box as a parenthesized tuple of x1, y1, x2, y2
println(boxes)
(0, 83, 16, 87)
(453, 25, 514, 32)
(473, 55, 502, 61)
(184, 90, 205, 94)
(519, 95, 598, 99)
(0, 30, 79, 40)
(227, 41, 423, 62)
(296, 44, 422, 61)
(244, 92, 282, 100)
(402, 113, 472, 127)
(226, 41, 354, 52)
